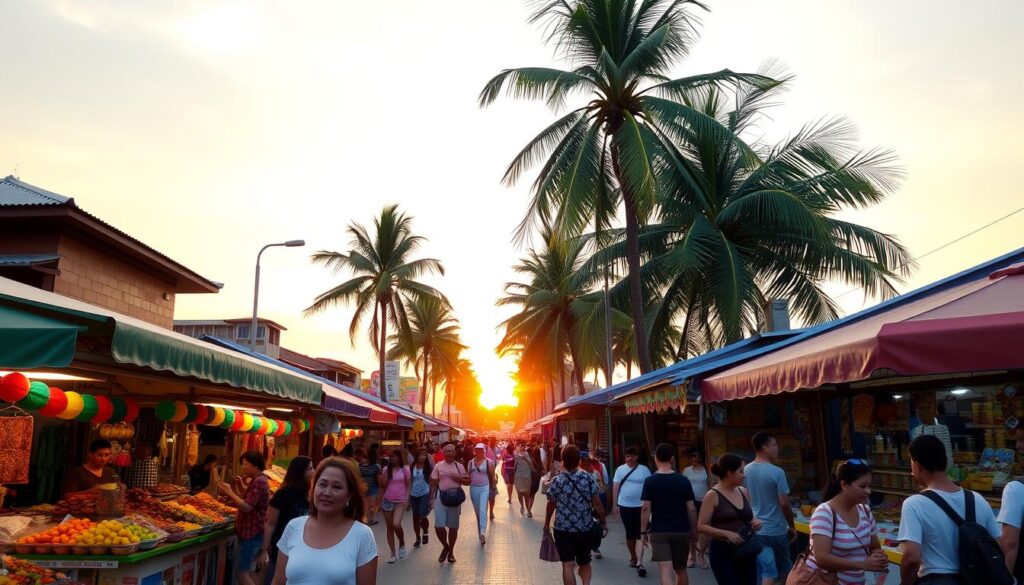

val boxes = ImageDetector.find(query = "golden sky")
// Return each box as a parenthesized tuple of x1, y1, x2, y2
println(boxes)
(2, 1, 1022, 409)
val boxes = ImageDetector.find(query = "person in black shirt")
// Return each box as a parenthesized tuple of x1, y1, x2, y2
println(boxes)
(641, 443, 697, 585)
(256, 456, 313, 584)
(188, 455, 219, 494)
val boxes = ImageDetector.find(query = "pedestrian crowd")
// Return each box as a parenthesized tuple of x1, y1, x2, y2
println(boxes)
(220, 430, 1024, 585)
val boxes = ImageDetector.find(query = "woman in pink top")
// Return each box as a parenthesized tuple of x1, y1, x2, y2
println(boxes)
(429, 444, 471, 563)
(380, 450, 411, 564)
(803, 460, 888, 585)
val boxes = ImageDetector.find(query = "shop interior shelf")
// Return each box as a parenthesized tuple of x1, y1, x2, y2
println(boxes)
(873, 486, 1001, 506)
(872, 466, 912, 474)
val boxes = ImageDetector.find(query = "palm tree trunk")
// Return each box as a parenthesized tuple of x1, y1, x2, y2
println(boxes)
(626, 359, 632, 380)
(432, 376, 438, 416)
(567, 341, 586, 396)
(676, 293, 697, 361)
(557, 360, 566, 405)
(379, 299, 389, 403)
(420, 352, 430, 414)
(548, 376, 556, 413)
(447, 381, 453, 424)
(612, 149, 653, 374)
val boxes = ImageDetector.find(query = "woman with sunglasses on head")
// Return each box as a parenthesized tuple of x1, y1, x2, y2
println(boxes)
(801, 460, 888, 584)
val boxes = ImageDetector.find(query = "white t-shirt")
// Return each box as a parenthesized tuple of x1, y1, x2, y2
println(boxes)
(897, 488, 999, 576)
(613, 463, 652, 508)
(997, 481, 1024, 528)
(277, 516, 377, 585)
(682, 466, 710, 502)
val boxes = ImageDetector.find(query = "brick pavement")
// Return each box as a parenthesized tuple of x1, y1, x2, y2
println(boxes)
(372, 486, 718, 585)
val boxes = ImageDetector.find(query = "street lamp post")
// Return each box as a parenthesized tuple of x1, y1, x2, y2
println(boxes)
(251, 240, 305, 352)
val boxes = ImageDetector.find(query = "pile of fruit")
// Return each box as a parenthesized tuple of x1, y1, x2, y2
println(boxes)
(15, 519, 96, 552)
(73, 520, 141, 555)
(174, 521, 202, 534)
(51, 494, 96, 517)
(176, 494, 235, 517)
(0, 554, 67, 584)
(130, 516, 184, 542)
(125, 488, 150, 504)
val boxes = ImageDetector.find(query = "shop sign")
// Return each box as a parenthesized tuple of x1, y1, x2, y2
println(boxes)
(32, 559, 118, 569)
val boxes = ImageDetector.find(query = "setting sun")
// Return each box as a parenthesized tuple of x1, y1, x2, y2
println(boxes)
(473, 353, 519, 410)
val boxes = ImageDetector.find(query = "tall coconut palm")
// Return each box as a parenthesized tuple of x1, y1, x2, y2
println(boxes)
(388, 295, 466, 414)
(595, 75, 915, 354)
(305, 205, 445, 402)
(481, 0, 772, 373)
(497, 230, 626, 397)
(443, 358, 479, 425)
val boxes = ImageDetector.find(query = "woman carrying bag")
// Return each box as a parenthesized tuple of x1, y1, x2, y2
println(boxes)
(788, 460, 888, 585)
(697, 454, 762, 585)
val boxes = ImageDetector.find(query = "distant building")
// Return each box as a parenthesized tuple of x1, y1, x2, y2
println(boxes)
(173, 318, 286, 358)
(279, 349, 362, 388)
(0, 175, 220, 328)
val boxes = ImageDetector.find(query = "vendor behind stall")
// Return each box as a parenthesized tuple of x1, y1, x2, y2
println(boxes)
(63, 439, 119, 497)
(189, 454, 219, 493)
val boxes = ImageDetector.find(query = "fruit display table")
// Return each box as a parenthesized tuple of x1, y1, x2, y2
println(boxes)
(12, 528, 234, 585)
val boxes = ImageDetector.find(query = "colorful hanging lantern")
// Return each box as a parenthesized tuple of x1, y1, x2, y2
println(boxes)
(192, 405, 210, 426)
(59, 391, 85, 420)
(282, 421, 293, 435)
(17, 381, 50, 411)
(207, 407, 225, 427)
(91, 395, 114, 424)
(239, 413, 254, 432)
(265, 419, 278, 435)
(229, 411, 245, 431)
(220, 409, 236, 429)
(75, 394, 99, 422)
(155, 400, 178, 422)
(122, 398, 140, 423)
(39, 386, 69, 417)
(250, 416, 263, 434)
(108, 397, 127, 423)
(182, 403, 198, 423)
(0, 372, 31, 403)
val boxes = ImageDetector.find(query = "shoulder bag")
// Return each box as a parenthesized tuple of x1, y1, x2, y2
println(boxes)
(439, 462, 467, 507)
(711, 487, 763, 559)
(786, 505, 840, 585)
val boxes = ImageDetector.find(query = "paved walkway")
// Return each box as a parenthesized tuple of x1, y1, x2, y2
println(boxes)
(370, 487, 717, 585)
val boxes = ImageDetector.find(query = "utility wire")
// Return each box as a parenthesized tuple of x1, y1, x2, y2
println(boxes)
(835, 203, 1024, 300)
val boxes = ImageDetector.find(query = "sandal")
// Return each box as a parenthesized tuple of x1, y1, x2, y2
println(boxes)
(628, 560, 638, 568)
(637, 564, 647, 578)
(438, 547, 449, 563)
(447, 552, 457, 563)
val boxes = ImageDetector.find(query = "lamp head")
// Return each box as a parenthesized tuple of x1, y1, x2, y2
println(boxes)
(284, 240, 305, 247)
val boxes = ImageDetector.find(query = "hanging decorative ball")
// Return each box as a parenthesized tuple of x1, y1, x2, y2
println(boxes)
(75, 394, 99, 422)
(38, 386, 69, 417)
(0, 372, 31, 403)
(171, 401, 188, 423)
(229, 411, 245, 431)
(239, 413, 254, 432)
(249, 416, 263, 434)
(207, 407, 225, 427)
(122, 398, 140, 423)
(155, 400, 178, 422)
(108, 397, 127, 423)
(220, 409, 236, 429)
(59, 391, 85, 420)
(192, 405, 210, 426)
(16, 380, 51, 411)
(265, 419, 278, 435)
(183, 403, 199, 423)
(91, 395, 114, 423)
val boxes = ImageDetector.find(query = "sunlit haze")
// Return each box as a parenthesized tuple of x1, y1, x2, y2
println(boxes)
(2, 1, 1022, 412)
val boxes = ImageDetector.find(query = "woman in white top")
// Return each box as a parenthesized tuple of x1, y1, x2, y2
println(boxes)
(803, 460, 887, 585)
(682, 447, 711, 569)
(272, 457, 377, 585)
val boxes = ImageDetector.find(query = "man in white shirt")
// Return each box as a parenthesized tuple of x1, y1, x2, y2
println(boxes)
(612, 446, 652, 575)
(998, 474, 1024, 580)
(899, 434, 1001, 585)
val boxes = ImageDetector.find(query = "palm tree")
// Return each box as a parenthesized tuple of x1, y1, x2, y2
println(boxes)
(481, 0, 772, 373)
(443, 358, 479, 425)
(595, 74, 915, 354)
(304, 205, 445, 402)
(497, 230, 627, 398)
(387, 295, 466, 414)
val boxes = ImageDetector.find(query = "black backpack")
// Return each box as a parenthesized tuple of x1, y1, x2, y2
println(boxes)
(921, 489, 1014, 585)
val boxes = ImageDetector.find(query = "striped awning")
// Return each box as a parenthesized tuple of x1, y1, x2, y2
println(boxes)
(623, 385, 687, 415)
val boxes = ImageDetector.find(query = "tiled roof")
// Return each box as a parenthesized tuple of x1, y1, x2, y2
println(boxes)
(0, 254, 61, 267)
(0, 175, 72, 205)
(314, 357, 363, 373)
(279, 347, 331, 371)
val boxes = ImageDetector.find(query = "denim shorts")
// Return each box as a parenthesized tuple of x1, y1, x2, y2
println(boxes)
(756, 533, 793, 579)
(236, 536, 262, 572)
(409, 493, 430, 516)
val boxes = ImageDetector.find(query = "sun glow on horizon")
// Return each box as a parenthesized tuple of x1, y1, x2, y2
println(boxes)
(475, 354, 520, 410)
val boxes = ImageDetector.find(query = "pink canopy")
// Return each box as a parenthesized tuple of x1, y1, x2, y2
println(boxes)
(702, 265, 1024, 402)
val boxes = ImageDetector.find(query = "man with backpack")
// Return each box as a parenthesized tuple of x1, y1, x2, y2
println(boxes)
(898, 434, 1009, 585)
(612, 446, 652, 575)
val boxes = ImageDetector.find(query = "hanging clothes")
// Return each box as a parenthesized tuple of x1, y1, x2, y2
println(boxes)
(186, 426, 200, 467)
(0, 414, 33, 484)
(264, 436, 275, 463)
(158, 428, 170, 465)
(31, 424, 70, 504)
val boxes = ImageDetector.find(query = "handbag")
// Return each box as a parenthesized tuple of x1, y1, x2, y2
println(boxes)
(540, 529, 560, 562)
(439, 462, 467, 507)
(786, 506, 840, 585)
(711, 487, 763, 559)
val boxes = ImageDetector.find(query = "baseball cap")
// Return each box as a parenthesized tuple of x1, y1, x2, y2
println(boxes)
(474, 442, 486, 449)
